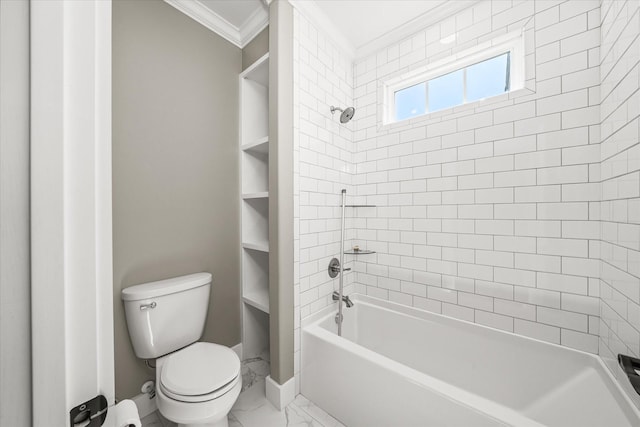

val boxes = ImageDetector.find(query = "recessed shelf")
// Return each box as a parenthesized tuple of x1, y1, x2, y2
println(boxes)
(241, 52, 270, 363)
(243, 192, 269, 199)
(243, 288, 269, 314)
(344, 250, 376, 255)
(243, 241, 269, 253)
(242, 137, 269, 154)
(241, 53, 269, 86)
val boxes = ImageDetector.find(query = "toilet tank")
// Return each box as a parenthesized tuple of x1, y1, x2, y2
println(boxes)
(122, 272, 212, 359)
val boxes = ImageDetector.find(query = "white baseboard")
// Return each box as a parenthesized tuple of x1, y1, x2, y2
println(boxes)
(232, 342, 243, 360)
(265, 375, 296, 410)
(131, 391, 157, 419)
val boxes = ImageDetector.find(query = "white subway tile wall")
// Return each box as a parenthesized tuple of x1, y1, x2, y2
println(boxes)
(292, 0, 640, 397)
(293, 9, 356, 393)
(599, 0, 640, 369)
(350, 0, 602, 355)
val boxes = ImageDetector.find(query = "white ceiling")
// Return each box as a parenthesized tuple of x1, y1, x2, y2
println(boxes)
(168, 0, 476, 58)
(312, 0, 448, 51)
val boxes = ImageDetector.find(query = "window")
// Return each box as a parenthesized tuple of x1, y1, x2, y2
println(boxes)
(383, 31, 525, 124)
(466, 53, 510, 102)
(395, 83, 426, 121)
(393, 53, 510, 121)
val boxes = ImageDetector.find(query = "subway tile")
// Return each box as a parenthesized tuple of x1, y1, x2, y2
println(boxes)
(515, 286, 561, 309)
(495, 204, 537, 220)
(537, 306, 588, 332)
(537, 237, 589, 257)
(494, 299, 537, 321)
(294, 3, 640, 362)
(537, 202, 589, 220)
(538, 272, 588, 295)
(515, 220, 562, 238)
(515, 150, 561, 170)
(560, 329, 599, 353)
(562, 221, 600, 239)
(494, 170, 537, 187)
(515, 253, 562, 273)
(515, 185, 561, 202)
(442, 303, 475, 322)
(536, 14, 587, 47)
(494, 236, 537, 253)
(561, 293, 599, 316)
(537, 164, 589, 185)
(413, 296, 442, 314)
(459, 292, 494, 311)
(476, 188, 514, 204)
(495, 267, 537, 288)
(515, 318, 561, 344)
(475, 310, 514, 332)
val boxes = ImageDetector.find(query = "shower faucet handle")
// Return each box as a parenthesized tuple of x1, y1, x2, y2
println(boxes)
(328, 258, 350, 278)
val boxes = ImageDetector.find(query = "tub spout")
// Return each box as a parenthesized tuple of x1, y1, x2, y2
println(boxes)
(332, 291, 354, 308)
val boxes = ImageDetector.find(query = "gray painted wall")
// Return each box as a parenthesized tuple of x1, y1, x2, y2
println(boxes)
(268, 0, 294, 385)
(113, 0, 242, 399)
(0, 1, 31, 425)
(242, 27, 269, 71)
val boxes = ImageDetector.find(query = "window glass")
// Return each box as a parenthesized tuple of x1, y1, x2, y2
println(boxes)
(395, 83, 426, 121)
(466, 53, 510, 102)
(427, 69, 464, 112)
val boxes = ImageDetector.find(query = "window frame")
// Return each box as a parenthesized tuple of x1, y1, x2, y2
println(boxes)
(383, 30, 525, 125)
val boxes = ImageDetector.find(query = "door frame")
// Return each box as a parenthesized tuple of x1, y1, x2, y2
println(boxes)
(30, 0, 114, 424)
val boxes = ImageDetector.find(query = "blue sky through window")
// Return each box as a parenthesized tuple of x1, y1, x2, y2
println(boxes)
(392, 51, 511, 122)
(395, 83, 426, 121)
(466, 53, 509, 102)
(428, 69, 464, 112)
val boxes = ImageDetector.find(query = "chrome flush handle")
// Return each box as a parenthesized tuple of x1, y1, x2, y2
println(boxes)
(139, 302, 157, 311)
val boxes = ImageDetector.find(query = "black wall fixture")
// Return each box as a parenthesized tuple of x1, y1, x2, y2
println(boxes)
(618, 354, 640, 396)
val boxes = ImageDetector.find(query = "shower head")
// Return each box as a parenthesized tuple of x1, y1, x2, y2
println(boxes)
(330, 105, 356, 123)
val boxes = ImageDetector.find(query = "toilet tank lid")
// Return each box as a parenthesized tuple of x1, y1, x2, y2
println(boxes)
(121, 272, 212, 301)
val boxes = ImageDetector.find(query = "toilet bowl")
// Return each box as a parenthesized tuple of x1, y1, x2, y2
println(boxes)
(156, 343, 241, 427)
(121, 273, 241, 427)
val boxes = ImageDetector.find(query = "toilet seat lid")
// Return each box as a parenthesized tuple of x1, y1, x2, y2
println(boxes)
(160, 342, 240, 397)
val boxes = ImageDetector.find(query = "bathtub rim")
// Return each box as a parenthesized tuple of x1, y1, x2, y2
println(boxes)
(301, 293, 640, 422)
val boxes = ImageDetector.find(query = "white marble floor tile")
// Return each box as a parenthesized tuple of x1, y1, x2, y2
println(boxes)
(142, 356, 341, 427)
(241, 355, 270, 392)
(140, 412, 163, 427)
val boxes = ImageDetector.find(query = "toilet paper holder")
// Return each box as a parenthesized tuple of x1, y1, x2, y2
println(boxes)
(70, 394, 108, 427)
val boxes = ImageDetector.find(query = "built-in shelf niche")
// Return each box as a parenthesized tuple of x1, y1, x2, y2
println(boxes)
(241, 58, 268, 145)
(242, 248, 269, 313)
(242, 150, 269, 194)
(242, 304, 270, 360)
(240, 52, 270, 367)
(242, 197, 269, 248)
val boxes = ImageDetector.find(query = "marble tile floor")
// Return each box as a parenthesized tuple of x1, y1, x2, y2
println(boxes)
(141, 357, 344, 427)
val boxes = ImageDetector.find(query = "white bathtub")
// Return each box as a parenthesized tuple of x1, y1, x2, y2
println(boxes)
(301, 295, 640, 427)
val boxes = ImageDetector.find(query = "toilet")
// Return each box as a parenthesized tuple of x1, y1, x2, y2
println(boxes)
(122, 272, 241, 427)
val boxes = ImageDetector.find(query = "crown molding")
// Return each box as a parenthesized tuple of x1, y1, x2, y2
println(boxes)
(290, 0, 480, 62)
(240, 6, 269, 46)
(164, 0, 269, 49)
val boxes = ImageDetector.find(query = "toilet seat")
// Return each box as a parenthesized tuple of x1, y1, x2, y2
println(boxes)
(160, 342, 240, 403)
